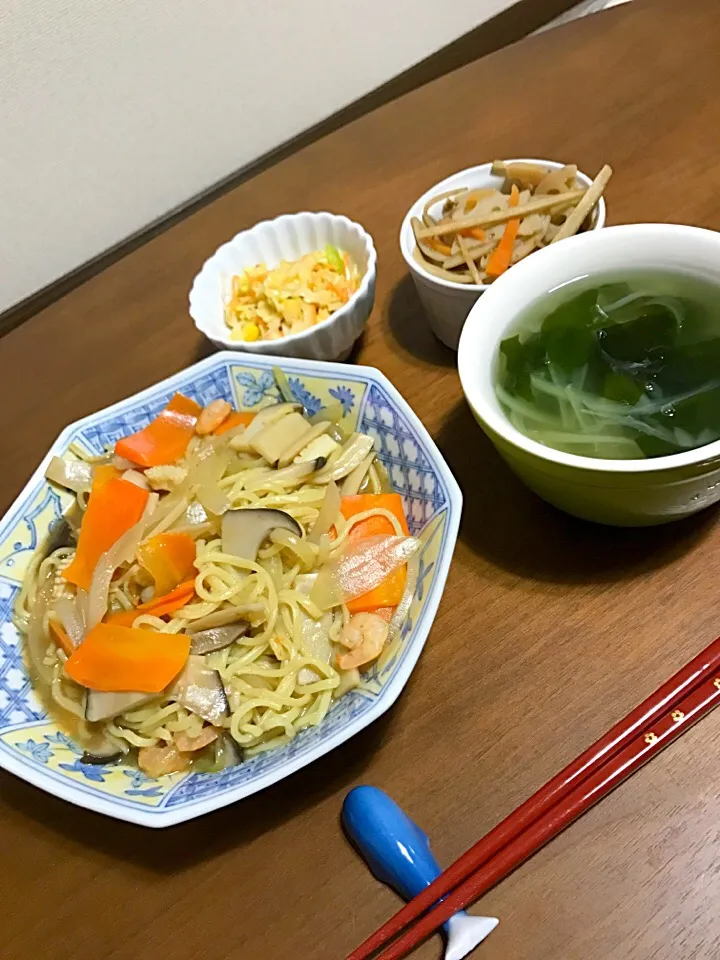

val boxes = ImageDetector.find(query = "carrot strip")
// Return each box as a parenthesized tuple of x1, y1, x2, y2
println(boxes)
(428, 238, 453, 257)
(49, 619, 74, 656)
(65, 623, 190, 693)
(115, 394, 201, 467)
(137, 533, 196, 597)
(63, 478, 149, 591)
(459, 227, 487, 242)
(340, 495, 410, 613)
(214, 410, 255, 435)
(485, 184, 520, 278)
(106, 580, 196, 626)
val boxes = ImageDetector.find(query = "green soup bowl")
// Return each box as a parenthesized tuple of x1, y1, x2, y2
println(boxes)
(457, 224, 720, 526)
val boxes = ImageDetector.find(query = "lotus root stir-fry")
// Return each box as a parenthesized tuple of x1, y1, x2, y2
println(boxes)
(15, 374, 418, 777)
(412, 161, 612, 285)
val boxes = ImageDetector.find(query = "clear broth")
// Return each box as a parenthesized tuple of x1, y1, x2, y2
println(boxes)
(495, 270, 720, 459)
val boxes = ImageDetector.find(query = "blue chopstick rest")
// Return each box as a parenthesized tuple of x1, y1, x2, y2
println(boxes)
(342, 786, 498, 960)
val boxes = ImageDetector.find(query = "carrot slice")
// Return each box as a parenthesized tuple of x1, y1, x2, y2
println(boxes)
(106, 580, 196, 626)
(91, 464, 120, 494)
(49, 619, 74, 656)
(137, 532, 196, 597)
(340, 494, 410, 613)
(115, 393, 201, 467)
(485, 184, 520, 278)
(65, 623, 190, 693)
(214, 411, 255, 435)
(63, 478, 149, 591)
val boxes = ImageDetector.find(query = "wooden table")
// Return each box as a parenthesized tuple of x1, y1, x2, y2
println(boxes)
(3, 0, 720, 956)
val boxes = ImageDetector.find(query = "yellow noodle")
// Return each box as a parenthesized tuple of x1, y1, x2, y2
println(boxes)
(18, 412, 408, 762)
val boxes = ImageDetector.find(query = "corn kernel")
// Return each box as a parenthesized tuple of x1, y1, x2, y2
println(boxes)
(242, 322, 261, 342)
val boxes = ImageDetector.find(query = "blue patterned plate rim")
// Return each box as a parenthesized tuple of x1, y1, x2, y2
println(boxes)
(0, 351, 462, 826)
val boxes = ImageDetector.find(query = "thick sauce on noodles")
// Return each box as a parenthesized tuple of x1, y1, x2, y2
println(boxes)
(14, 389, 416, 777)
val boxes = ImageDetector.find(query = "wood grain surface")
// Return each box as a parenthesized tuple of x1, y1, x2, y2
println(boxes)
(2, 1, 720, 957)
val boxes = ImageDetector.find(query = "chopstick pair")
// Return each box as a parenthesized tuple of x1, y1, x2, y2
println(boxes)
(347, 634, 720, 960)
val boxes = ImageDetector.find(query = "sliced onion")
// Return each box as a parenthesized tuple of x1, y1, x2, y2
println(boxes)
(269, 528, 317, 570)
(26, 570, 55, 683)
(388, 550, 419, 645)
(313, 434, 375, 484)
(45, 457, 93, 493)
(340, 454, 375, 496)
(196, 481, 229, 517)
(168, 501, 215, 539)
(309, 535, 420, 611)
(191, 444, 232, 487)
(121, 469, 149, 490)
(273, 366, 295, 404)
(185, 501, 209, 525)
(308, 480, 340, 543)
(189, 445, 231, 516)
(54, 595, 85, 646)
(244, 460, 316, 492)
(310, 402, 344, 427)
(85, 493, 158, 629)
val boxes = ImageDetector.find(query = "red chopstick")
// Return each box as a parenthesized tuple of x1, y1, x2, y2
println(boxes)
(348, 634, 720, 960)
(370, 668, 720, 960)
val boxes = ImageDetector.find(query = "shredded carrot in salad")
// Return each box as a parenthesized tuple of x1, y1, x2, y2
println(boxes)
(223, 246, 361, 343)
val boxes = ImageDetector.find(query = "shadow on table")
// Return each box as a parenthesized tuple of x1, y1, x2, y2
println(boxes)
(0, 707, 394, 874)
(437, 399, 717, 584)
(190, 326, 369, 365)
(385, 275, 456, 367)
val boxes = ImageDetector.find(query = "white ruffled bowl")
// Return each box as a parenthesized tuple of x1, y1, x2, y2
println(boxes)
(189, 212, 377, 361)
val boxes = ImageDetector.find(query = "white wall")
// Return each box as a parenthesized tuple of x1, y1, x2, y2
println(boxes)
(0, 0, 516, 312)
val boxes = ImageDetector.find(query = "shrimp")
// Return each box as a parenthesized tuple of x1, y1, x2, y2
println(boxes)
(173, 727, 218, 753)
(196, 399, 232, 436)
(337, 612, 389, 670)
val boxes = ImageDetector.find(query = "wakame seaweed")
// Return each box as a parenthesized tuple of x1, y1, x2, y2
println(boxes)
(495, 271, 720, 459)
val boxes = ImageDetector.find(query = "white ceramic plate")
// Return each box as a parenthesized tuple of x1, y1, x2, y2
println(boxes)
(0, 352, 461, 826)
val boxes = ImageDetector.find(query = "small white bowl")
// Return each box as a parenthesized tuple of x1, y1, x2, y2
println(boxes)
(189, 212, 377, 361)
(400, 159, 607, 350)
(459, 223, 720, 526)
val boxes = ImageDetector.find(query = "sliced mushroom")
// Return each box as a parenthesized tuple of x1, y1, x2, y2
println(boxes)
(43, 514, 78, 555)
(221, 508, 302, 561)
(81, 747, 123, 765)
(189, 622, 248, 656)
(85, 690, 156, 723)
(221, 735, 243, 768)
(170, 655, 229, 725)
